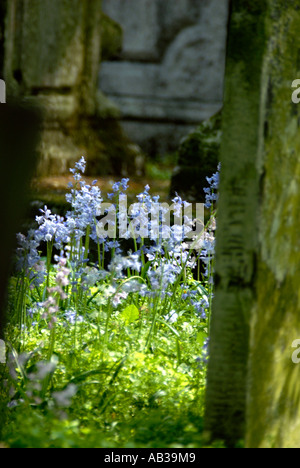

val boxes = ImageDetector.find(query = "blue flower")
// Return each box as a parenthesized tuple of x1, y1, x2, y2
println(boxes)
(147, 260, 180, 294)
(66, 182, 102, 236)
(64, 310, 84, 325)
(75, 156, 86, 174)
(70, 161, 84, 177)
(123, 253, 142, 272)
(15, 232, 46, 286)
(204, 165, 220, 209)
(196, 338, 210, 366)
(105, 240, 122, 254)
(35, 206, 72, 249)
(191, 298, 208, 319)
(121, 178, 130, 191)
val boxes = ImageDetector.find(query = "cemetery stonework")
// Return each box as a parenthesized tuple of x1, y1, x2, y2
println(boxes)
(100, 0, 229, 156)
(3, 0, 139, 177)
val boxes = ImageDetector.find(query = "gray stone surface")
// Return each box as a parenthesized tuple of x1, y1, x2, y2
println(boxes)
(4, 0, 141, 176)
(100, 0, 229, 155)
(121, 121, 197, 156)
(102, 0, 160, 61)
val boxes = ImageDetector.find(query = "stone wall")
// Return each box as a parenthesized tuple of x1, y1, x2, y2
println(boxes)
(99, 0, 229, 156)
(4, 0, 140, 176)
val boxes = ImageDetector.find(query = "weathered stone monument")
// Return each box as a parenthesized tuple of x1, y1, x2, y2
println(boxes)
(99, 0, 229, 156)
(204, 0, 300, 448)
(3, 0, 139, 176)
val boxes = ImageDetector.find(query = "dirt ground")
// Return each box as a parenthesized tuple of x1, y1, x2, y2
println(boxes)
(30, 174, 172, 206)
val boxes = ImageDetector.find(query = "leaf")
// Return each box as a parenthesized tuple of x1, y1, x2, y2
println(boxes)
(120, 304, 139, 324)
(157, 319, 180, 338)
(196, 330, 207, 348)
(68, 366, 110, 385)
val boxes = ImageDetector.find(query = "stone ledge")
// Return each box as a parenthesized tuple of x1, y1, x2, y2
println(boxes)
(105, 95, 222, 123)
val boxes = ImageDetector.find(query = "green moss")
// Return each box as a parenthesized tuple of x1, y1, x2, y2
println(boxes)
(246, 2, 300, 448)
(227, 0, 267, 86)
(101, 13, 123, 60)
(72, 117, 140, 177)
(170, 111, 221, 202)
(258, 6, 300, 283)
(247, 260, 300, 448)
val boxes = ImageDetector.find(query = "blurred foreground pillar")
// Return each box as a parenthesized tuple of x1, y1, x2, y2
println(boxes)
(0, 102, 41, 339)
(204, 0, 300, 448)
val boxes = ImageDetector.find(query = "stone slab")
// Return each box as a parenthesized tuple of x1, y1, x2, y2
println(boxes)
(120, 120, 199, 156)
(99, 0, 229, 153)
(102, 0, 160, 61)
(108, 95, 222, 123)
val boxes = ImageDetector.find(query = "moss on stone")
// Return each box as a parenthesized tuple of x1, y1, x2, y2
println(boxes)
(101, 13, 123, 60)
(242, 0, 300, 449)
(227, 0, 267, 86)
(170, 110, 221, 202)
(74, 117, 141, 176)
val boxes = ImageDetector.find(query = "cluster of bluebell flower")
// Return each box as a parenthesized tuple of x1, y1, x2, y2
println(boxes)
(5, 157, 221, 437)
(14, 156, 220, 335)
(203, 163, 220, 209)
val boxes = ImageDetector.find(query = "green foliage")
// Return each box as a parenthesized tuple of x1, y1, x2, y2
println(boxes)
(2, 298, 208, 447)
(170, 112, 221, 202)
(0, 158, 217, 448)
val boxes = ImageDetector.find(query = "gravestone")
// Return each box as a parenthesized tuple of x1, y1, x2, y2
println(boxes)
(204, 0, 300, 448)
(100, 0, 229, 156)
(3, 0, 139, 176)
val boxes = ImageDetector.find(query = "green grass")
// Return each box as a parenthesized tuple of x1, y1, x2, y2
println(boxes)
(0, 156, 217, 448)
(2, 273, 209, 448)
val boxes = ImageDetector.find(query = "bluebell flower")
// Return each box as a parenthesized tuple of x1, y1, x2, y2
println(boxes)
(105, 240, 122, 254)
(123, 253, 142, 272)
(108, 254, 126, 279)
(204, 165, 220, 209)
(27, 308, 35, 318)
(35, 207, 71, 249)
(66, 182, 102, 241)
(107, 252, 141, 279)
(196, 338, 210, 366)
(136, 186, 152, 211)
(112, 181, 121, 192)
(147, 260, 180, 294)
(191, 298, 208, 319)
(64, 310, 84, 325)
(15, 232, 46, 286)
(109, 178, 129, 196)
(74, 156, 86, 174)
(121, 279, 148, 295)
(121, 178, 130, 191)
(81, 267, 102, 287)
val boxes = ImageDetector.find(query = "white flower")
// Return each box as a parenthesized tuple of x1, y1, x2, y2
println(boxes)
(52, 384, 77, 407)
